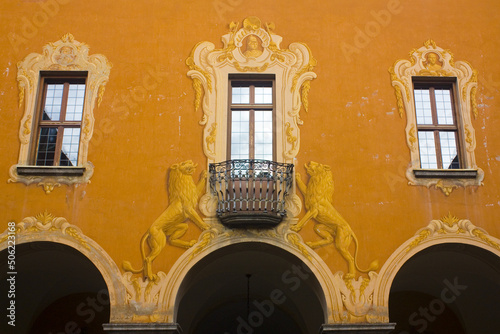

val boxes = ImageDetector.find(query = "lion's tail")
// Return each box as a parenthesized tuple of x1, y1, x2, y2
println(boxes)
(122, 233, 148, 274)
(352, 233, 379, 273)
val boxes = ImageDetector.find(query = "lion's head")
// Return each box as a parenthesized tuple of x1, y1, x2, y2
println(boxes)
(172, 160, 197, 175)
(304, 161, 331, 176)
(303, 161, 334, 206)
(168, 160, 200, 206)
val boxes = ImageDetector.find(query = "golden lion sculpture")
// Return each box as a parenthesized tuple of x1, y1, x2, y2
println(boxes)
(123, 160, 210, 281)
(291, 161, 378, 276)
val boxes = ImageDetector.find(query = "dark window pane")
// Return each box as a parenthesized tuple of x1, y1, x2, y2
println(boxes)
(36, 127, 58, 166)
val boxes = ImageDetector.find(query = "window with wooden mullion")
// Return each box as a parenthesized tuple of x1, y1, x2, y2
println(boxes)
(34, 78, 86, 167)
(228, 80, 274, 161)
(414, 83, 461, 169)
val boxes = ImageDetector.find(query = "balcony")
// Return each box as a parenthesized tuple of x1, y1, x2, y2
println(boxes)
(209, 159, 294, 228)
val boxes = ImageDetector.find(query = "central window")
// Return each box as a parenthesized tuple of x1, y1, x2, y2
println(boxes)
(228, 75, 275, 161)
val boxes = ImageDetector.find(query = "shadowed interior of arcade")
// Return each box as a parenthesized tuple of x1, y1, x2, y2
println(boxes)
(389, 243, 500, 334)
(176, 242, 326, 334)
(0, 242, 110, 334)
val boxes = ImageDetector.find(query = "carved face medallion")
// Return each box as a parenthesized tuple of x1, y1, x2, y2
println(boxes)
(243, 35, 262, 58)
(425, 52, 442, 70)
(56, 46, 77, 65)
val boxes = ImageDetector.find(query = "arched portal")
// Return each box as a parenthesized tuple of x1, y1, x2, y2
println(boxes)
(0, 242, 110, 334)
(176, 242, 326, 334)
(389, 243, 500, 334)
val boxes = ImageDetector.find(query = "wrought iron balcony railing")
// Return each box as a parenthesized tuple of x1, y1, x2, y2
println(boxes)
(209, 159, 294, 227)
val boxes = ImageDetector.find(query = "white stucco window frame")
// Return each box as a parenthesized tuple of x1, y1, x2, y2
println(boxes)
(9, 33, 111, 194)
(186, 17, 317, 216)
(389, 40, 483, 196)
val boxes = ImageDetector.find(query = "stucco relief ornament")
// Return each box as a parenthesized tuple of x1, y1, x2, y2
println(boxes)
(418, 51, 452, 77)
(186, 17, 316, 220)
(289, 161, 382, 323)
(390, 39, 477, 118)
(406, 212, 500, 252)
(389, 40, 483, 195)
(0, 211, 89, 250)
(52, 45, 78, 69)
(243, 35, 263, 58)
(10, 33, 111, 193)
(291, 161, 379, 278)
(122, 161, 216, 282)
(186, 16, 316, 163)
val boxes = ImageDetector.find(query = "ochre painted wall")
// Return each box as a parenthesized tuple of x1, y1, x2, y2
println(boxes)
(1, 0, 500, 276)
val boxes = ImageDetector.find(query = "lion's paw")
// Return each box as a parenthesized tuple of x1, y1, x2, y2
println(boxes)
(290, 225, 302, 232)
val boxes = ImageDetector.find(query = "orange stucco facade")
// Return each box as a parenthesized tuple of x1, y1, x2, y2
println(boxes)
(1, 1, 499, 333)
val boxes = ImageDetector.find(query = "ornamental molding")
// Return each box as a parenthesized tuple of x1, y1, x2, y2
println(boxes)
(120, 217, 339, 323)
(120, 216, 386, 324)
(389, 40, 483, 194)
(8, 161, 94, 194)
(186, 16, 317, 164)
(373, 213, 500, 311)
(0, 211, 89, 248)
(405, 212, 500, 253)
(0, 211, 128, 322)
(11, 33, 111, 192)
(332, 271, 387, 323)
(187, 17, 316, 218)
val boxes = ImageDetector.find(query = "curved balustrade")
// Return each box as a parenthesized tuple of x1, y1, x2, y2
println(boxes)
(209, 159, 294, 227)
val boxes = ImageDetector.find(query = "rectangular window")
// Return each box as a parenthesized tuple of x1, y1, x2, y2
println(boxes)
(414, 80, 462, 169)
(228, 76, 275, 161)
(33, 75, 86, 167)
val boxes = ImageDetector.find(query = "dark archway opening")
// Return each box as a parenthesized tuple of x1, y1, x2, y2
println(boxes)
(177, 242, 326, 334)
(0, 242, 110, 334)
(389, 243, 500, 334)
